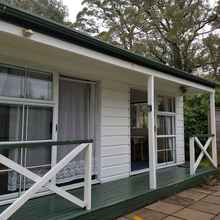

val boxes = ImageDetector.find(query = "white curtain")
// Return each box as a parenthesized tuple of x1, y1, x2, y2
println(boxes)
(22, 106, 52, 189)
(26, 106, 52, 165)
(57, 79, 94, 184)
(0, 68, 23, 98)
(8, 106, 22, 191)
(8, 106, 52, 191)
(27, 72, 52, 100)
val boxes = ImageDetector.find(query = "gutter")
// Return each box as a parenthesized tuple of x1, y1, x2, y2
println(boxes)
(0, 3, 217, 88)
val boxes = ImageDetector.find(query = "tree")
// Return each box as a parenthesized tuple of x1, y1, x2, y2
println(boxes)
(213, 0, 220, 29)
(74, 0, 147, 51)
(202, 34, 220, 76)
(183, 93, 209, 160)
(74, 0, 218, 73)
(1, 0, 68, 24)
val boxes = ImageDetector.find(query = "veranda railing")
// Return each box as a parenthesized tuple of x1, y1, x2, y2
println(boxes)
(190, 134, 218, 175)
(0, 139, 93, 220)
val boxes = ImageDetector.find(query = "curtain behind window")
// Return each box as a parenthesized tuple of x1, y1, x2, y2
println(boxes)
(7, 106, 22, 192)
(0, 67, 24, 98)
(57, 79, 94, 184)
(7, 106, 53, 191)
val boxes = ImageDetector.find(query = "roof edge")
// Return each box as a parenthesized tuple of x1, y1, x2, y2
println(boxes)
(0, 3, 217, 89)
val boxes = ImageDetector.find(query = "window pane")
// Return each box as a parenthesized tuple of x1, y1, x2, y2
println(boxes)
(27, 70, 52, 100)
(25, 106, 53, 167)
(158, 150, 173, 164)
(157, 137, 175, 163)
(26, 106, 53, 140)
(157, 151, 166, 164)
(157, 115, 175, 135)
(131, 103, 148, 129)
(0, 104, 23, 194)
(0, 104, 53, 193)
(157, 137, 175, 151)
(0, 104, 22, 141)
(0, 66, 24, 98)
(0, 161, 10, 194)
(157, 96, 175, 112)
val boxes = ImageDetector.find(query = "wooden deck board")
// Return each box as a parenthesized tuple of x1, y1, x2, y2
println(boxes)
(0, 166, 217, 220)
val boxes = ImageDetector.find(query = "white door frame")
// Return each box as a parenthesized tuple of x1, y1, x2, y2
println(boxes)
(56, 75, 98, 184)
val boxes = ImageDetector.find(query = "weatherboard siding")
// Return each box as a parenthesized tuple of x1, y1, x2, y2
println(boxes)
(99, 80, 185, 183)
(99, 80, 130, 182)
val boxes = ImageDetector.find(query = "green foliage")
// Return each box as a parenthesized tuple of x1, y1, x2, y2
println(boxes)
(74, 0, 219, 73)
(74, 0, 147, 50)
(202, 34, 220, 76)
(199, 159, 212, 169)
(184, 94, 209, 160)
(1, 0, 68, 24)
(215, 86, 220, 107)
(184, 94, 209, 140)
(213, 0, 220, 29)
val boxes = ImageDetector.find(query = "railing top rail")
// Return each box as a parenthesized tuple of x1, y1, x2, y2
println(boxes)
(190, 134, 214, 139)
(0, 139, 93, 150)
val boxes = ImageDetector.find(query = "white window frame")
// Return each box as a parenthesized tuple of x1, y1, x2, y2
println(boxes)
(0, 64, 55, 203)
(156, 96, 177, 167)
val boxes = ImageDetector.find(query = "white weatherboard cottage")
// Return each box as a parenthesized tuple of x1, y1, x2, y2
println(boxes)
(0, 4, 218, 220)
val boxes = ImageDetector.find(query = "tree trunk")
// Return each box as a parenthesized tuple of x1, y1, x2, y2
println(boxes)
(170, 43, 183, 70)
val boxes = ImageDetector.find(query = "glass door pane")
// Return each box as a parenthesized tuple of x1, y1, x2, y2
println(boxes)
(157, 116, 175, 136)
(0, 66, 24, 98)
(26, 70, 53, 100)
(0, 105, 53, 194)
(0, 104, 22, 141)
(157, 137, 175, 163)
(157, 96, 175, 112)
(130, 89, 149, 172)
(23, 106, 53, 190)
(57, 79, 95, 185)
(0, 104, 23, 195)
(25, 106, 52, 165)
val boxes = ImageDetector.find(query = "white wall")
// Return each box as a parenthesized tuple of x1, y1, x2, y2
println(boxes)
(98, 80, 185, 183)
(99, 80, 130, 183)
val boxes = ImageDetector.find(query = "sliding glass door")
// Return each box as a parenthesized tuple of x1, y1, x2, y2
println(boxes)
(130, 89, 149, 172)
(0, 64, 53, 196)
(57, 78, 96, 185)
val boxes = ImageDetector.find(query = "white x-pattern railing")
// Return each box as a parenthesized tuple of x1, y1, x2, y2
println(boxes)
(0, 140, 93, 220)
(190, 135, 217, 176)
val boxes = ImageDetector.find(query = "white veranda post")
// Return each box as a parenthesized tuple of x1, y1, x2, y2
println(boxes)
(210, 90, 218, 167)
(148, 75, 157, 190)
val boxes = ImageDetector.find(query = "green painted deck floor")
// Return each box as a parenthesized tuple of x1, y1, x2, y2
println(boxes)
(0, 166, 217, 220)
